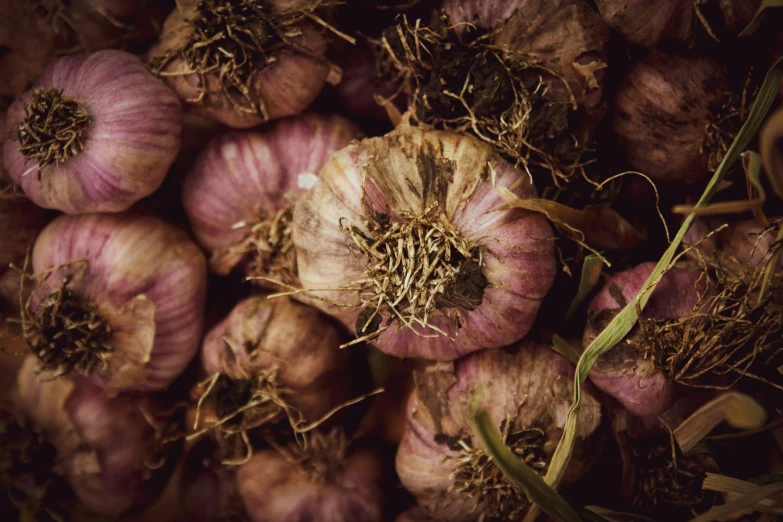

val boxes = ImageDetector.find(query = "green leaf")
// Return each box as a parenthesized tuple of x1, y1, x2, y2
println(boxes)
(537, 56, 783, 514)
(471, 411, 583, 522)
(585, 506, 658, 522)
(551, 335, 581, 366)
(564, 254, 604, 322)
(739, 0, 783, 36)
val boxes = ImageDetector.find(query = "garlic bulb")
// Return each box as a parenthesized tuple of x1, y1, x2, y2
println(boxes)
(612, 50, 728, 184)
(16, 356, 174, 518)
(182, 113, 359, 287)
(292, 126, 556, 361)
(179, 440, 246, 522)
(443, 0, 610, 112)
(197, 295, 351, 457)
(582, 263, 707, 416)
(396, 343, 602, 521)
(23, 212, 207, 393)
(3, 50, 183, 214)
(594, 0, 762, 47)
(237, 430, 384, 522)
(148, 0, 336, 128)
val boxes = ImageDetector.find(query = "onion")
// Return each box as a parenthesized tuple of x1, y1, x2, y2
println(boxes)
(594, 0, 762, 47)
(396, 343, 602, 521)
(148, 0, 337, 128)
(612, 49, 729, 184)
(292, 126, 556, 360)
(182, 113, 359, 287)
(21, 212, 206, 394)
(196, 295, 351, 461)
(237, 430, 384, 522)
(16, 356, 176, 518)
(581, 262, 708, 416)
(3, 50, 183, 214)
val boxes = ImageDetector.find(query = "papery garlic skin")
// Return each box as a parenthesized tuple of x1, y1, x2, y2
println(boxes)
(443, 0, 610, 112)
(16, 356, 168, 518)
(202, 295, 350, 424)
(31, 213, 206, 392)
(3, 50, 182, 214)
(148, 0, 332, 128)
(396, 344, 602, 521)
(594, 0, 761, 46)
(0, 197, 47, 306)
(582, 263, 705, 416)
(612, 50, 727, 184)
(179, 440, 246, 522)
(182, 113, 359, 283)
(237, 445, 384, 522)
(293, 126, 556, 361)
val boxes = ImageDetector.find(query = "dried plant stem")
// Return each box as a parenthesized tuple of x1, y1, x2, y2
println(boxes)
(9, 256, 113, 378)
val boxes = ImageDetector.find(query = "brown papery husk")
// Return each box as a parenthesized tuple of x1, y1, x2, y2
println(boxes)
(147, 0, 338, 128)
(640, 232, 783, 391)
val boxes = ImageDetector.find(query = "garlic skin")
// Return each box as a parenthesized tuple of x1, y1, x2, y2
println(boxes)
(148, 0, 333, 128)
(182, 113, 359, 286)
(396, 343, 602, 521)
(179, 440, 246, 522)
(594, 0, 762, 46)
(684, 217, 783, 269)
(237, 442, 384, 522)
(612, 50, 727, 184)
(443, 0, 610, 112)
(293, 126, 556, 361)
(582, 263, 706, 416)
(16, 356, 171, 518)
(29, 212, 207, 393)
(201, 295, 351, 425)
(3, 50, 183, 214)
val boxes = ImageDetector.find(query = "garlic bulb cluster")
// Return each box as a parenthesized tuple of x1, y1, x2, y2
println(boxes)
(293, 126, 556, 361)
(183, 113, 359, 287)
(23, 212, 206, 393)
(582, 262, 706, 416)
(3, 50, 183, 214)
(396, 343, 602, 521)
(148, 0, 336, 128)
(612, 50, 728, 184)
(16, 356, 175, 518)
(237, 431, 384, 522)
(197, 295, 351, 458)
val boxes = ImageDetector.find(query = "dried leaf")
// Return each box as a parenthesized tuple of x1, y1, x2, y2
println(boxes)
(495, 188, 646, 253)
(690, 480, 783, 522)
(672, 151, 766, 217)
(673, 393, 767, 454)
(529, 56, 783, 522)
(564, 254, 604, 321)
(739, 0, 783, 36)
(702, 473, 783, 514)
(760, 107, 783, 199)
(551, 335, 581, 366)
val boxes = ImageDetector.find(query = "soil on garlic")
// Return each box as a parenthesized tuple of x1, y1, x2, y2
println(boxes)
(17, 87, 91, 173)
